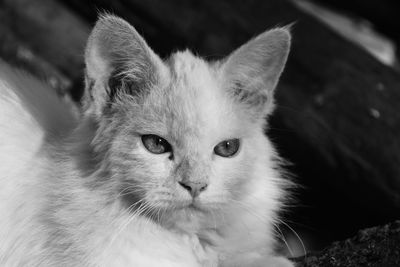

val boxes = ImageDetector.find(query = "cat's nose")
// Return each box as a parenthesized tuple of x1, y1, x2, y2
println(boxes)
(178, 181, 208, 198)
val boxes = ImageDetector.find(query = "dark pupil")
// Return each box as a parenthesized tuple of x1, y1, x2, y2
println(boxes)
(156, 138, 163, 146)
(151, 137, 165, 152)
(225, 141, 231, 149)
(142, 135, 171, 154)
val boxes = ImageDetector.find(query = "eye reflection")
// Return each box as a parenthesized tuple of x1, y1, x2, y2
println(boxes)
(141, 134, 172, 155)
(214, 139, 240, 158)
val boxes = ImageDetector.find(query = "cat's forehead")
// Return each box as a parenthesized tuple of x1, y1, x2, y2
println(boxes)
(166, 51, 224, 137)
(138, 50, 240, 147)
(168, 50, 216, 89)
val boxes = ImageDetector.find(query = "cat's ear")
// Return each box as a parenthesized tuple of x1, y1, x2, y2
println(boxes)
(83, 14, 165, 116)
(221, 27, 291, 116)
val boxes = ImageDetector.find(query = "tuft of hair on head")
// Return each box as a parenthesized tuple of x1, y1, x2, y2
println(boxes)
(220, 27, 291, 119)
(83, 14, 166, 117)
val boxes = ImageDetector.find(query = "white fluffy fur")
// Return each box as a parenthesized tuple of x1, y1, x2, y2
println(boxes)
(0, 64, 209, 266)
(0, 15, 293, 267)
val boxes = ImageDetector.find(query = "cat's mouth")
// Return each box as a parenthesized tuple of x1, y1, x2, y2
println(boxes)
(187, 202, 205, 212)
(166, 197, 207, 212)
(184, 197, 213, 213)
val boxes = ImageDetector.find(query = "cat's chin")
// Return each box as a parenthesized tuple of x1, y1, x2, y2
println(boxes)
(136, 195, 223, 223)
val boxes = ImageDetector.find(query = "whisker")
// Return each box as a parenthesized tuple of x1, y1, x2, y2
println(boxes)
(107, 199, 146, 248)
(273, 221, 295, 257)
(276, 218, 307, 257)
(226, 197, 303, 257)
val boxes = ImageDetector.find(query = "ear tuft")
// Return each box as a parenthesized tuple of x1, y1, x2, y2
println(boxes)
(221, 27, 291, 115)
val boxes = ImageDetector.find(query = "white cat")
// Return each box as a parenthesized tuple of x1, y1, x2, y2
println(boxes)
(0, 15, 293, 266)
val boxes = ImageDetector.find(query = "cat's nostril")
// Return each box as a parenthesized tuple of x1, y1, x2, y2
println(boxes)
(178, 181, 208, 197)
(199, 184, 207, 192)
(178, 181, 192, 192)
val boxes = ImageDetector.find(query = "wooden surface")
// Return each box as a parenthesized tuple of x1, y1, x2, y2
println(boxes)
(0, 0, 399, 257)
(295, 221, 400, 267)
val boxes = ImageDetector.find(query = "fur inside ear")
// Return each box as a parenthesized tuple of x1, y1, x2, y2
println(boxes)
(221, 27, 291, 116)
(84, 14, 164, 115)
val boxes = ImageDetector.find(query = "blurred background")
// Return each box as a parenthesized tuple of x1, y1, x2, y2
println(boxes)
(1, 0, 399, 257)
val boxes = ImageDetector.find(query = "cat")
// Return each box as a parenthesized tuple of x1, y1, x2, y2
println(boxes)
(0, 14, 293, 266)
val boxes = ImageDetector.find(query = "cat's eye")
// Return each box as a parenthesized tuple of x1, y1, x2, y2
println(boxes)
(214, 139, 240, 158)
(141, 134, 172, 154)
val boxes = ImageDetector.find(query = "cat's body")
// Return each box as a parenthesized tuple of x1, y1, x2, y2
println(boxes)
(0, 15, 293, 266)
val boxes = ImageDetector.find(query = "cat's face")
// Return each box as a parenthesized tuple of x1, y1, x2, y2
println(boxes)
(106, 52, 267, 213)
(83, 15, 290, 216)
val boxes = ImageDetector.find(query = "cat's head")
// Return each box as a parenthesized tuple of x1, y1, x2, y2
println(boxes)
(82, 15, 290, 216)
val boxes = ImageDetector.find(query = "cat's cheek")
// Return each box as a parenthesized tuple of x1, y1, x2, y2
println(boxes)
(132, 147, 172, 181)
(120, 149, 176, 208)
(212, 156, 251, 198)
